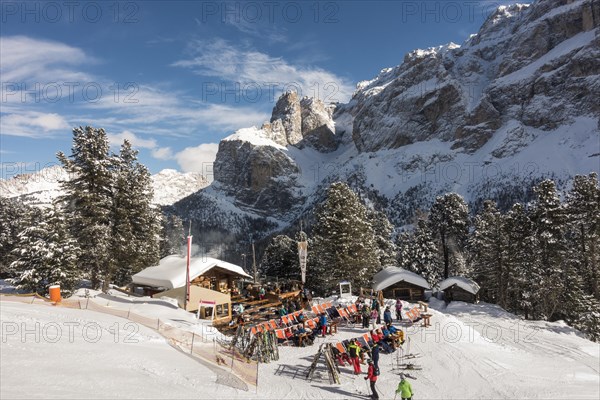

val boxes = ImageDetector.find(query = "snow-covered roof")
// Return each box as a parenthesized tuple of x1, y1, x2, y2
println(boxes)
(132, 255, 251, 289)
(438, 276, 480, 295)
(372, 266, 431, 291)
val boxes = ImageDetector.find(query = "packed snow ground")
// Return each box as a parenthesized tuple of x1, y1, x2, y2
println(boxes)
(1, 294, 598, 399)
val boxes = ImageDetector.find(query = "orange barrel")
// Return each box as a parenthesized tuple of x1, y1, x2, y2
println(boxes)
(49, 285, 61, 302)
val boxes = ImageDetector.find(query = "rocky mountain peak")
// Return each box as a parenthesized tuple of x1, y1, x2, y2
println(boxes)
(264, 91, 337, 151)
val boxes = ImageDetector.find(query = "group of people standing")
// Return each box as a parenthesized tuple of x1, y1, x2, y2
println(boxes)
(331, 297, 413, 400)
(357, 297, 404, 329)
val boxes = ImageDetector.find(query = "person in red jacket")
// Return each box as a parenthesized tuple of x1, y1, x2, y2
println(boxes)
(364, 359, 379, 399)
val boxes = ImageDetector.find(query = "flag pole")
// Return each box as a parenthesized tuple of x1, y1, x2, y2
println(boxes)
(185, 221, 192, 311)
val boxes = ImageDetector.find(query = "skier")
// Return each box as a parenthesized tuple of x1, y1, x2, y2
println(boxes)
(383, 306, 393, 327)
(319, 312, 328, 337)
(364, 359, 379, 399)
(259, 286, 266, 300)
(395, 299, 403, 321)
(370, 339, 380, 370)
(396, 374, 414, 400)
(347, 338, 362, 374)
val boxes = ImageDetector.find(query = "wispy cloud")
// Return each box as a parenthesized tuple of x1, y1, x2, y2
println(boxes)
(0, 35, 94, 83)
(172, 38, 354, 102)
(0, 111, 71, 138)
(1, 35, 270, 143)
(223, 14, 287, 44)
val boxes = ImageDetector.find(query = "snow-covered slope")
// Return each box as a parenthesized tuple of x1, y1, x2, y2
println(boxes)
(0, 167, 209, 207)
(151, 169, 209, 206)
(1, 296, 598, 399)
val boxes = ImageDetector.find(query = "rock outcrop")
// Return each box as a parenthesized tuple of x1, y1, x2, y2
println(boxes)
(344, 0, 599, 153)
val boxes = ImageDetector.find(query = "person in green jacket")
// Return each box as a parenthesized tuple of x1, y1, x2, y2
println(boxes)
(396, 374, 413, 400)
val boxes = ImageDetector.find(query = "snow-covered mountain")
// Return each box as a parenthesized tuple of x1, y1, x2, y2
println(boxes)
(0, 166, 209, 207)
(172, 0, 599, 254)
(150, 169, 209, 206)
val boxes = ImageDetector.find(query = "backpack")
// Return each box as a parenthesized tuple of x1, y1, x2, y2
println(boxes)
(374, 366, 380, 376)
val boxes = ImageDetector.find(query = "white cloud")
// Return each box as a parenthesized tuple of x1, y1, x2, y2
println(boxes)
(0, 112, 70, 137)
(172, 39, 354, 103)
(89, 84, 270, 134)
(0, 36, 93, 83)
(151, 147, 174, 160)
(175, 143, 219, 181)
(108, 130, 158, 149)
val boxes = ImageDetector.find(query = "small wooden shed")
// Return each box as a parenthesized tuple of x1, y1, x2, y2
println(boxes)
(438, 276, 480, 303)
(372, 266, 430, 301)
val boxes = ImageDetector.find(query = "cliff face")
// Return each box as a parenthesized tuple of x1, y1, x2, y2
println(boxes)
(174, 0, 599, 260)
(343, 0, 599, 153)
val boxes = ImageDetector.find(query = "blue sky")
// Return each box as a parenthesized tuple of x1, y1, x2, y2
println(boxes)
(1, 1, 514, 179)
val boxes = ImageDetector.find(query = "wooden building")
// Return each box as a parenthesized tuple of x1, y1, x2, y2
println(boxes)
(131, 255, 252, 323)
(438, 276, 480, 303)
(372, 266, 430, 301)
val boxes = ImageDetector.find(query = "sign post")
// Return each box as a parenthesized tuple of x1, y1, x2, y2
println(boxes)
(298, 229, 308, 285)
(185, 222, 192, 311)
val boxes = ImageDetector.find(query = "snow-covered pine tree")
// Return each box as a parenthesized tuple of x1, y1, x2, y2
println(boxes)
(503, 203, 541, 319)
(0, 197, 40, 275)
(309, 182, 380, 295)
(109, 140, 161, 288)
(470, 201, 509, 308)
(368, 209, 397, 266)
(531, 179, 567, 319)
(259, 234, 300, 281)
(560, 173, 600, 341)
(160, 214, 185, 258)
(428, 193, 469, 279)
(565, 173, 600, 300)
(57, 126, 114, 289)
(396, 218, 441, 287)
(9, 206, 80, 295)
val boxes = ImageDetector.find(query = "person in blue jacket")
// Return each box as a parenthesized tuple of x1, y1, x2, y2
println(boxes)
(383, 306, 393, 327)
(319, 312, 328, 337)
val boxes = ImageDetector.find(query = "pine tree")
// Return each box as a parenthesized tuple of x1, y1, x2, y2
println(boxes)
(160, 214, 185, 258)
(0, 197, 40, 275)
(503, 203, 541, 319)
(259, 235, 300, 281)
(9, 206, 81, 295)
(428, 193, 469, 279)
(565, 173, 600, 300)
(309, 182, 380, 295)
(57, 126, 114, 289)
(471, 201, 509, 308)
(109, 140, 161, 288)
(560, 173, 600, 340)
(531, 180, 566, 319)
(368, 209, 397, 266)
(396, 219, 441, 287)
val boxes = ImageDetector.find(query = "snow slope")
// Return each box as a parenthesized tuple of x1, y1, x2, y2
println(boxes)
(2, 295, 598, 399)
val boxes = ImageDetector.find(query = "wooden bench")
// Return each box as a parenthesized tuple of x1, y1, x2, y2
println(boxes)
(421, 313, 432, 327)
(241, 299, 271, 307)
(327, 322, 338, 335)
